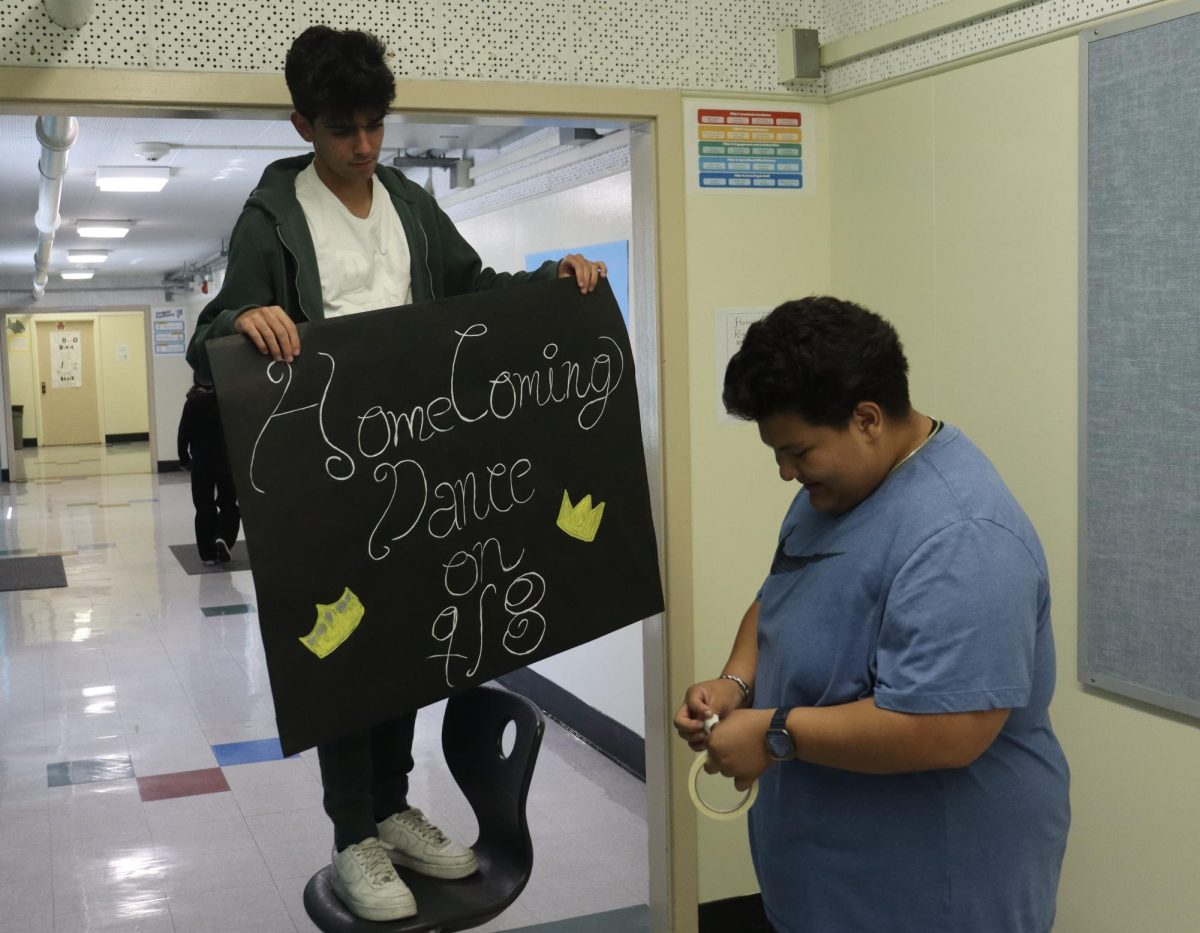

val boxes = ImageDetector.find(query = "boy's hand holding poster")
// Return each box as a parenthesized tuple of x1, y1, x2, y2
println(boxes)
(208, 279, 664, 755)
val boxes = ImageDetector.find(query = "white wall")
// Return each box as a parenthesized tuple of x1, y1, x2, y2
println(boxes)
(455, 172, 649, 737)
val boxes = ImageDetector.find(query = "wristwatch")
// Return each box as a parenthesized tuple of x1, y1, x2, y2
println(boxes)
(765, 707, 796, 761)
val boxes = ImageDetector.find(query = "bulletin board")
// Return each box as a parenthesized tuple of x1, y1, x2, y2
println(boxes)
(1079, 2, 1200, 719)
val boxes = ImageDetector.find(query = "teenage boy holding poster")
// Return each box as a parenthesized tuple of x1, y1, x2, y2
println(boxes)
(188, 25, 606, 922)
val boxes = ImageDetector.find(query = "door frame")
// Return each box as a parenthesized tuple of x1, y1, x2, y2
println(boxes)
(0, 66, 698, 932)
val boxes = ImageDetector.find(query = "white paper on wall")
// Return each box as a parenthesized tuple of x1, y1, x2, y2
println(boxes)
(51, 330, 83, 389)
(716, 308, 769, 424)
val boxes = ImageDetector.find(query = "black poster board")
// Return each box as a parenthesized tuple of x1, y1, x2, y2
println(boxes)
(208, 279, 663, 754)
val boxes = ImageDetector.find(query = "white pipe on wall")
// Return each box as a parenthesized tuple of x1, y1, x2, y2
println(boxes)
(33, 115, 79, 299)
(44, 0, 95, 29)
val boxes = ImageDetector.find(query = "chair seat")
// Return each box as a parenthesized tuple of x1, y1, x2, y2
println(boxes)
(303, 852, 524, 933)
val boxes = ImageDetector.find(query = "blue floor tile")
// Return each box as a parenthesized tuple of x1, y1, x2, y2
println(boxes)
(212, 737, 291, 766)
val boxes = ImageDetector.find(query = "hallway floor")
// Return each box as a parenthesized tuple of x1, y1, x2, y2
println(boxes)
(0, 470, 648, 932)
(10, 440, 153, 482)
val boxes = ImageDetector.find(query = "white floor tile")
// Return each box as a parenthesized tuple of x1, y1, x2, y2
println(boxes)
(168, 881, 295, 933)
(157, 842, 274, 900)
(143, 790, 244, 832)
(53, 899, 175, 933)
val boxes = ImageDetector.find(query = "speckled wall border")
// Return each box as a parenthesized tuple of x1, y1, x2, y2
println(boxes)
(0, 3, 1166, 103)
(822, 0, 1163, 95)
(0, 0, 824, 94)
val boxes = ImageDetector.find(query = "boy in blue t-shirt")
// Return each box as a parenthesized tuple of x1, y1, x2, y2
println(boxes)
(675, 296, 1069, 933)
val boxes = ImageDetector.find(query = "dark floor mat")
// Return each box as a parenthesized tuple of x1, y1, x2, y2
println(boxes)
(0, 555, 67, 591)
(168, 541, 252, 575)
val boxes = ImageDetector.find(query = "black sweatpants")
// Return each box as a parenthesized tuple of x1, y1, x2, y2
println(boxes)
(317, 712, 417, 851)
(190, 458, 240, 560)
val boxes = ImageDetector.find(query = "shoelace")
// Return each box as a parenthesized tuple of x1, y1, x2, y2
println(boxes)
(355, 839, 398, 886)
(400, 808, 449, 846)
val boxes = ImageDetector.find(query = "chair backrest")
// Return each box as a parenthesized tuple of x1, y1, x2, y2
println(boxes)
(441, 683, 544, 893)
(302, 685, 544, 933)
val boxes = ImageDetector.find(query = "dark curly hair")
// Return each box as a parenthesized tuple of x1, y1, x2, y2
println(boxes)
(723, 296, 911, 426)
(284, 25, 396, 123)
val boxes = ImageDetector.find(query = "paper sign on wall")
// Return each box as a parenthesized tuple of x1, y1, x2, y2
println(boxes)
(51, 330, 83, 389)
(716, 308, 769, 424)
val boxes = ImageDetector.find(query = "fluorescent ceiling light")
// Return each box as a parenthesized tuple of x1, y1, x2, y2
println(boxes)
(77, 221, 130, 238)
(69, 249, 108, 264)
(61, 270, 95, 280)
(96, 165, 170, 192)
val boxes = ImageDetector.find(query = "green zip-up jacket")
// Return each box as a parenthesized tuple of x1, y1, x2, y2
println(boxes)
(186, 153, 559, 383)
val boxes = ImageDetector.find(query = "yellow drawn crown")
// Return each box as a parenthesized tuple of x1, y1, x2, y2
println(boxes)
(300, 586, 365, 659)
(557, 490, 605, 543)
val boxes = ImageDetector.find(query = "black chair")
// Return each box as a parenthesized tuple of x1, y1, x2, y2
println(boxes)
(303, 684, 545, 932)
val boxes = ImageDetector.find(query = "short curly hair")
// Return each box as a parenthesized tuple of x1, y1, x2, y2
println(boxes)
(723, 296, 911, 426)
(284, 25, 396, 123)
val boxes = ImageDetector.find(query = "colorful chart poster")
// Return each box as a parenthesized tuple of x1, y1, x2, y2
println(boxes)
(687, 100, 814, 194)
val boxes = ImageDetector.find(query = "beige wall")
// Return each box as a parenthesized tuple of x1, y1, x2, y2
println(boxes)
(683, 96, 832, 902)
(3, 309, 150, 445)
(98, 310, 149, 437)
(830, 35, 1200, 933)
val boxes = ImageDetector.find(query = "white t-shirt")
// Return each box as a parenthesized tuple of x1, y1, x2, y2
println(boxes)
(294, 162, 413, 318)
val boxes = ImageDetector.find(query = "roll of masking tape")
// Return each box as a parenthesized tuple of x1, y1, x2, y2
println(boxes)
(689, 754, 758, 820)
(688, 713, 758, 820)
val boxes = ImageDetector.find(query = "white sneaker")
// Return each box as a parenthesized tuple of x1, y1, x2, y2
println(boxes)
(378, 808, 479, 880)
(330, 837, 418, 921)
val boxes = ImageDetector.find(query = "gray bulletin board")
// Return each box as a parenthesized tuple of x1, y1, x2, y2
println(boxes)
(1080, 2, 1200, 719)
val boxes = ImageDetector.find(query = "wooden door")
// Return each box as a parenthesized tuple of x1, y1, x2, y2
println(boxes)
(35, 320, 101, 446)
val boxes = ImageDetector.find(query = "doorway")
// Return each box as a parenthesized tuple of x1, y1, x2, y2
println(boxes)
(5, 309, 153, 481)
(0, 79, 683, 929)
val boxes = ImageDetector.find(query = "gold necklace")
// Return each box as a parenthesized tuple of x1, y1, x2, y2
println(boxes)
(886, 418, 942, 478)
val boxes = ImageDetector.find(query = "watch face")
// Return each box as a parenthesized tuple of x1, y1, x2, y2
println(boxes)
(766, 729, 795, 761)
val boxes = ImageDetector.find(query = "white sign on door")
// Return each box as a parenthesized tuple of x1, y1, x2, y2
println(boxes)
(51, 330, 83, 389)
